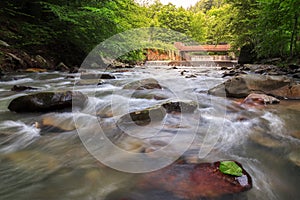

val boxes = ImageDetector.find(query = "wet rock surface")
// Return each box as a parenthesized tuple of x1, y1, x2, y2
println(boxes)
(249, 132, 285, 148)
(80, 73, 116, 79)
(11, 85, 38, 92)
(123, 78, 162, 90)
(221, 64, 300, 79)
(162, 101, 198, 113)
(37, 113, 77, 133)
(112, 161, 252, 200)
(242, 93, 280, 106)
(118, 106, 166, 126)
(288, 149, 300, 167)
(8, 91, 87, 113)
(209, 74, 300, 99)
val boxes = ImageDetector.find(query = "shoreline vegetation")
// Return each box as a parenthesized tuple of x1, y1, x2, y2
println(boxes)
(0, 0, 299, 74)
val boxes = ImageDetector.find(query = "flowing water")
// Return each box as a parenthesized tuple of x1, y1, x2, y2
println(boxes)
(0, 65, 300, 200)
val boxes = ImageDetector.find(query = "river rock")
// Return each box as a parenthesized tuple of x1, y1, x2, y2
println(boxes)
(131, 90, 169, 100)
(8, 91, 87, 113)
(11, 85, 38, 92)
(81, 73, 116, 79)
(136, 161, 252, 199)
(55, 62, 69, 71)
(242, 93, 280, 105)
(37, 113, 77, 132)
(1, 150, 59, 172)
(249, 132, 284, 148)
(162, 101, 198, 113)
(118, 106, 166, 126)
(96, 105, 113, 118)
(208, 74, 300, 99)
(35, 55, 49, 68)
(288, 149, 300, 167)
(291, 131, 300, 139)
(123, 78, 162, 90)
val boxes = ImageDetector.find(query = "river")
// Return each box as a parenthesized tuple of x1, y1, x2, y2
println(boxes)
(0, 64, 299, 200)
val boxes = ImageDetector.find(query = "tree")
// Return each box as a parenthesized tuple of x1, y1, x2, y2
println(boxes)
(205, 4, 234, 44)
(251, 0, 300, 58)
(189, 12, 207, 43)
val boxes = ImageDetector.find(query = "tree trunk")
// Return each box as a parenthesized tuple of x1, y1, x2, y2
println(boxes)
(290, 13, 298, 57)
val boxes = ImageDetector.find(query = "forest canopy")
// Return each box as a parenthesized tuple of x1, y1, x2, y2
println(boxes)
(0, 0, 299, 65)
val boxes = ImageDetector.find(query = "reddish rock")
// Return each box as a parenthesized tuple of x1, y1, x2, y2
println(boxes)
(136, 161, 252, 199)
(242, 93, 280, 106)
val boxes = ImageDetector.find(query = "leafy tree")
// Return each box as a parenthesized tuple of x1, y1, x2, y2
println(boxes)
(189, 12, 207, 43)
(205, 4, 234, 44)
(254, 0, 300, 58)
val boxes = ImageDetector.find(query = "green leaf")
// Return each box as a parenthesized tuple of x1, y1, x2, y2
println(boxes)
(219, 161, 243, 177)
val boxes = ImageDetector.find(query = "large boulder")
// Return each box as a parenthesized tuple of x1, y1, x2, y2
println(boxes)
(8, 91, 87, 113)
(209, 74, 300, 99)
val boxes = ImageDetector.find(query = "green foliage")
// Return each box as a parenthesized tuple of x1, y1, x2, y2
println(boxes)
(190, 0, 225, 13)
(189, 12, 207, 43)
(253, 0, 300, 58)
(118, 50, 146, 63)
(219, 161, 243, 177)
(1, 0, 299, 64)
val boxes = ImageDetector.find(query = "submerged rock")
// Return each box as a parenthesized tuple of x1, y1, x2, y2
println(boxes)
(249, 132, 285, 148)
(37, 113, 77, 133)
(8, 91, 87, 113)
(291, 131, 300, 140)
(117, 161, 252, 199)
(288, 149, 300, 167)
(208, 74, 300, 99)
(123, 78, 162, 90)
(1, 150, 60, 172)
